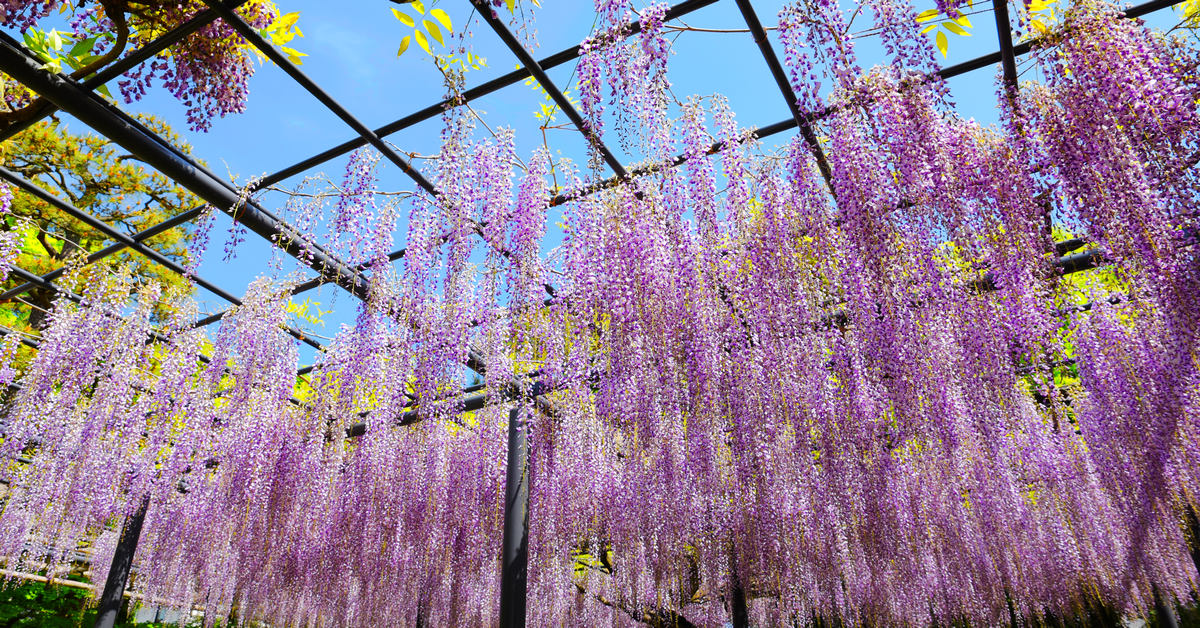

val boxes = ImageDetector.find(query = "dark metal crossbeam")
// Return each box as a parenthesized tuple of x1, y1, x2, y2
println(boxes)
(549, 0, 1181, 205)
(467, 0, 629, 179)
(733, 0, 834, 188)
(202, 0, 439, 197)
(0, 168, 324, 350)
(5, 266, 223, 369)
(0, 31, 373, 301)
(0, 205, 205, 303)
(0, 0, 251, 145)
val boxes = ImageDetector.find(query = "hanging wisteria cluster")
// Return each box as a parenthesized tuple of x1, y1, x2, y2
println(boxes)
(1, 0, 284, 131)
(0, 0, 1199, 625)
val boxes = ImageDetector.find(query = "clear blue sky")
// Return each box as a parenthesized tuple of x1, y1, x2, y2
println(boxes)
(11, 0, 1187, 366)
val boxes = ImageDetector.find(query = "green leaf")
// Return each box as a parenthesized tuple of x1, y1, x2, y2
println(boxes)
(431, 8, 453, 31)
(423, 20, 444, 45)
(96, 84, 112, 99)
(915, 8, 940, 22)
(397, 35, 411, 56)
(415, 30, 431, 55)
(943, 21, 971, 36)
(936, 30, 949, 57)
(392, 7, 415, 27)
(68, 35, 97, 58)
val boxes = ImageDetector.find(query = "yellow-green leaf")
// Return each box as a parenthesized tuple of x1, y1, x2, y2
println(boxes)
(431, 8, 453, 31)
(943, 21, 971, 36)
(952, 13, 972, 27)
(506, 0, 516, 11)
(411, 0, 426, 14)
(936, 30, 949, 57)
(392, 7, 415, 27)
(397, 35, 411, 56)
(277, 12, 301, 29)
(919, 23, 938, 34)
(415, 29, 431, 55)
(423, 19, 444, 45)
(280, 46, 307, 64)
(916, 9, 940, 22)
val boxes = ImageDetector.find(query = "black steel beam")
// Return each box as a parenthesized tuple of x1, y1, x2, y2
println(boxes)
(0, 31, 372, 300)
(733, 0, 834, 188)
(0, 167, 323, 350)
(0, 205, 205, 303)
(467, 0, 629, 179)
(550, 0, 1181, 206)
(202, 0, 439, 197)
(0, 1, 251, 145)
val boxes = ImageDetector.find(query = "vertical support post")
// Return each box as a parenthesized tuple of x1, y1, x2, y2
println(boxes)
(730, 578, 749, 627)
(1153, 586, 1180, 628)
(728, 550, 749, 628)
(991, 0, 1020, 101)
(95, 494, 149, 628)
(500, 406, 529, 628)
(1186, 503, 1200, 576)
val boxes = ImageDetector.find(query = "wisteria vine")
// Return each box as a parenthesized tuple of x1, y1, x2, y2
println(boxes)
(0, 0, 1198, 626)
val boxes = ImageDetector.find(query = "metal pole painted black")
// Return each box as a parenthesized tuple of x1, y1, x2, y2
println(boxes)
(468, 0, 629, 180)
(0, 31, 372, 300)
(733, 0, 834, 189)
(728, 553, 749, 628)
(500, 405, 530, 627)
(552, 0, 1180, 207)
(991, 0, 1020, 100)
(0, 1, 251, 145)
(0, 167, 324, 351)
(1153, 586, 1180, 628)
(94, 495, 149, 628)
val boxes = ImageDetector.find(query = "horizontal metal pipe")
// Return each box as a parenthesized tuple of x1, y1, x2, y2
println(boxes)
(0, 0, 252, 144)
(551, 0, 1182, 205)
(469, 0, 627, 178)
(0, 167, 323, 350)
(203, 0, 438, 197)
(0, 205, 206, 303)
(0, 31, 372, 301)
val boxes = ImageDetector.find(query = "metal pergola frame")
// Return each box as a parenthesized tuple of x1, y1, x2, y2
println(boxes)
(0, 0, 1185, 625)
